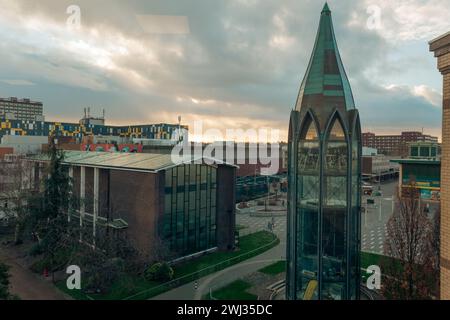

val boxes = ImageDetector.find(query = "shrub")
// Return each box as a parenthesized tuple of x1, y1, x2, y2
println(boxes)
(83, 257, 125, 294)
(144, 262, 174, 282)
(29, 242, 44, 256)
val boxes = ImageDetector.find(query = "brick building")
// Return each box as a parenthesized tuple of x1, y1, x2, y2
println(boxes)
(362, 131, 438, 156)
(29, 151, 237, 259)
(430, 31, 450, 300)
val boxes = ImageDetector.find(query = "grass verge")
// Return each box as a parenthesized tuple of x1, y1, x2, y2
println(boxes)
(205, 280, 258, 300)
(58, 231, 279, 300)
(258, 261, 286, 275)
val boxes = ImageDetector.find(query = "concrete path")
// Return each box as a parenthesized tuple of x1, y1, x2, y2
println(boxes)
(152, 238, 286, 300)
(0, 248, 69, 300)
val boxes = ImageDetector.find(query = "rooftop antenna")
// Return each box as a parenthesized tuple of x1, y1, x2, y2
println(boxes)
(103, 108, 106, 119)
(88, 107, 91, 118)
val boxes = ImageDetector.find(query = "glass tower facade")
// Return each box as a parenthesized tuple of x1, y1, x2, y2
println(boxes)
(287, 3, 361, 300)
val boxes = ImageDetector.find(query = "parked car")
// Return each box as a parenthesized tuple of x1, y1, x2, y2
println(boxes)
(362, 184, 373, 196)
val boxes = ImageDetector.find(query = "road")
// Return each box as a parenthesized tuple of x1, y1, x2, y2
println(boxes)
(360, 179, 439, 254)
(152, 241, 285, 300)
(361, 180, 397, 254)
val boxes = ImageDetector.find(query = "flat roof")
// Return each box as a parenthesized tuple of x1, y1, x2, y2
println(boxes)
(30, 150, 238, 173)
(390, 158, 441, 165)
(429, 31, 450, 45)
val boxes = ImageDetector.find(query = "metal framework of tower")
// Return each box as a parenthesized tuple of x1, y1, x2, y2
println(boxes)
(286, 3, 362, 300)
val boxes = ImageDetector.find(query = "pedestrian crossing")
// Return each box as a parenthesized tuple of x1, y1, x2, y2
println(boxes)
(236, 209, 388, 255)
(362, 225, 388, 254)
(236, 214, 287, 237)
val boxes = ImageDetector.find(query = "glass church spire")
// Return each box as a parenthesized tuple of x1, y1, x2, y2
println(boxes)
(296, 2, 355, 112)
(287, 3, 362, 300)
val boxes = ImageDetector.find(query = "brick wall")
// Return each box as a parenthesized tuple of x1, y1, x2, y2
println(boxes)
(431, 34, 450, 300)
(442, 70, 450, 300)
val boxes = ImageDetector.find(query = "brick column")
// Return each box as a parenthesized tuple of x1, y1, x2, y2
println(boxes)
(430, 32, 450, 300)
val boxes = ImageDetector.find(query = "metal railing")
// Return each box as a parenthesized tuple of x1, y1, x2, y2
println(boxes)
(122, 236, 280, 300)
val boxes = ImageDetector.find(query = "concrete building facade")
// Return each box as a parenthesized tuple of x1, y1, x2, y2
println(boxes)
(0, 135, 48, 155)
(430, 31, 450, 300)
(0, 97, 44, 121)
(362, 155, 399, 182)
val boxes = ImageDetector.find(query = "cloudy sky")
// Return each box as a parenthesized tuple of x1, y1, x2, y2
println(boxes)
(0, 0, 448, 142)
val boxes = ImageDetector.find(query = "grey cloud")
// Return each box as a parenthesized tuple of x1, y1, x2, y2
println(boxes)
(0, 0, 444, 139)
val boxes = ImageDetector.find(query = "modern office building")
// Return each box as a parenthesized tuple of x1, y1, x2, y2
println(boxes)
(29, 151, 236, 258)
(0, 118, 187, 141)
(0, 97, 44, 121)
(430, 31, 450, 300)
(391, 143, 441, 201)
(363, 131, 439, 156)
(362, 154, 399, 183)
(1, 106, 188, 142)
(287, 3, 361, 300)
(409, 142, 440, 160)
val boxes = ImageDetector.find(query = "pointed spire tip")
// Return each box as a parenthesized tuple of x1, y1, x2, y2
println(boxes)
(322, 2, 331, 13)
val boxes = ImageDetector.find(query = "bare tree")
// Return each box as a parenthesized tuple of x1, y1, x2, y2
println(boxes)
(383, 183, 439, 299)
(0, 155, 34, 244)
(430, 205, 440, 299)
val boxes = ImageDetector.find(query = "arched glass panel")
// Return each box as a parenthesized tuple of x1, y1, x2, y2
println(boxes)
(296, 116, 320, 299)
(305, 123, 319, 141)
(322, 117, 348, 300)
(329, 120, 345, 140)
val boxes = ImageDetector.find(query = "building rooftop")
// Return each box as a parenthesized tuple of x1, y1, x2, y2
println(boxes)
(429, 31, 450, 45)
(390, 158, 441, 165)
(30, 150, 237, 173)
(0, 97, 43, 105)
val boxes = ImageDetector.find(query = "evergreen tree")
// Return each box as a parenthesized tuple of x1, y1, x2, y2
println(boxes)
(26, 137, 80, 281)
(0, 262, 12, 300)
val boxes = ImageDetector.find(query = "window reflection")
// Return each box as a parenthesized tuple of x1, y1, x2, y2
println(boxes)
(296, 118, 320, 299)
(322, 118, 347, 300)
(163, 164, 217, 255)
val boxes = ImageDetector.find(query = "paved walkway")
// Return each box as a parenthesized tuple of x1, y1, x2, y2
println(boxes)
(152, 241, 286, 300)
(152, 207, 287, 300)
(0, 247, 69, 300)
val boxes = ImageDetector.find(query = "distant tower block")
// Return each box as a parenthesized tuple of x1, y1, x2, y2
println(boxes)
(287, 3, 361, 300)
(430, 31, 450, 300)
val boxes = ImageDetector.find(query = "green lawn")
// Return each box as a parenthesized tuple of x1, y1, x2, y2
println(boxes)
(207, 280, 258, 300)
(361, 251, 384, 270)
(57, 275, 164, 300)
(58, 231, 279, 300)
(258, 261, 286, 275)
(174, 231, 279, 278)
(361, 251, 403, 282)
(361, 251, 400, 270)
